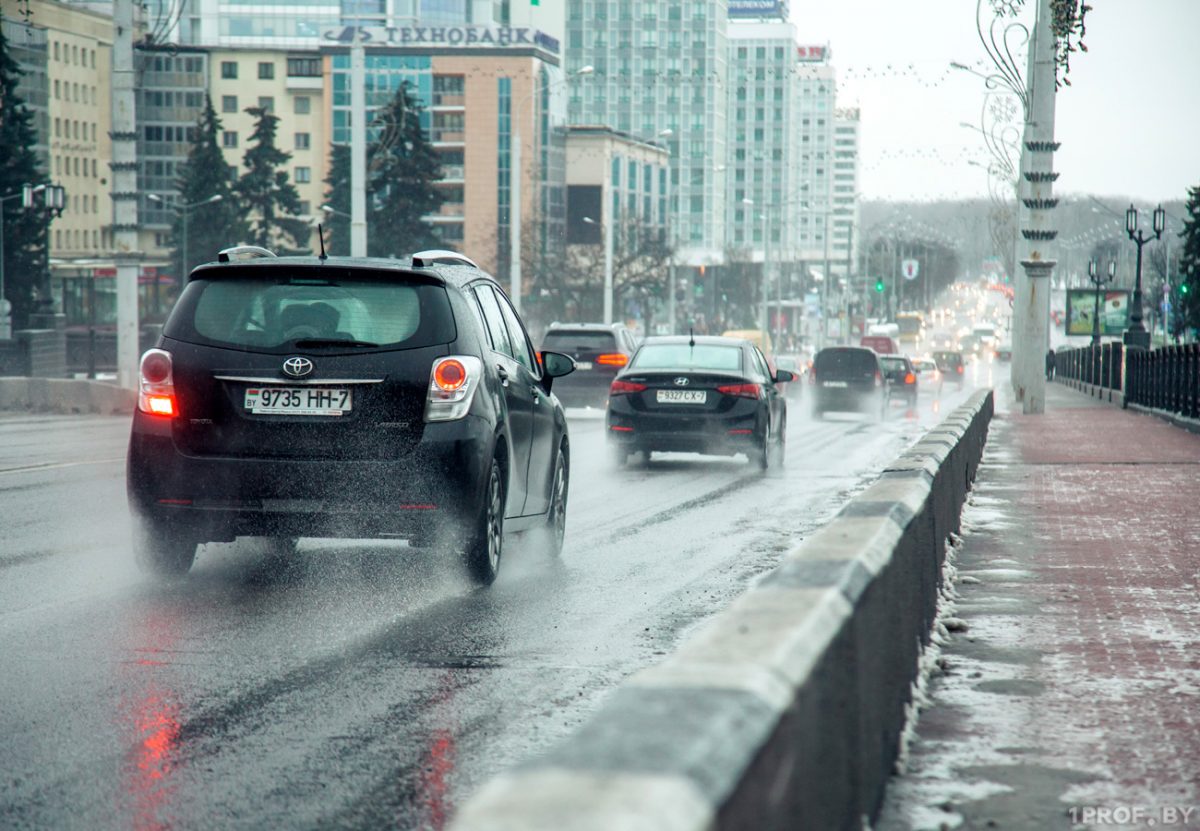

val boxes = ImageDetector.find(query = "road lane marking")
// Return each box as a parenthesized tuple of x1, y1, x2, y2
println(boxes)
(0, 457, 124, 476)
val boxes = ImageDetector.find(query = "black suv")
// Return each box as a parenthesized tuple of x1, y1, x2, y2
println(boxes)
(932, 350, 966, 390)
(538, 323, 638, 408)
(126, 247, 576, 584)
(810, 346, 888, 420)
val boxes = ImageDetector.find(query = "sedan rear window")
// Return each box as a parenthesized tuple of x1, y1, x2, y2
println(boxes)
(166, 275, 455, 351)
(541, 331, 618, 353)
(631, 344, 742, 372)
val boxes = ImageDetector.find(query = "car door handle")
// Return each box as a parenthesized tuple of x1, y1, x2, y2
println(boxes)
(530, 385, 541, 402)
(496, 365, 509, 387)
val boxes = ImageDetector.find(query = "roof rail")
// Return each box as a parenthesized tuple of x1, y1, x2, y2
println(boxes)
(411, 249, 478, 269)
(217, 245, 277, 263)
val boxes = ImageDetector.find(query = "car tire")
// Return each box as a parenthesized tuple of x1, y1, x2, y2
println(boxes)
(611, 444, 628, 468)
(135, 523, 198, 577)
(543, 444, 568, 557)
(465, 458, 505, 586)
(775, 417, 786, 467)
(755, 428, 770, 471)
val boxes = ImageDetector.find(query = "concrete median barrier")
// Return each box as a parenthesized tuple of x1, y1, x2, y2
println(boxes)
(0, 377, 135, 415)
(452, 389, 995, 831)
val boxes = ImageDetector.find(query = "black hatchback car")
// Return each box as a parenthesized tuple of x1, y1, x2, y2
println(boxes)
(538, 322, 638, 409)
(810, 346, 888, 420)
(605, 335, 792, 469)
(932, 350, 967, 390)
(126, 247, 576, 584)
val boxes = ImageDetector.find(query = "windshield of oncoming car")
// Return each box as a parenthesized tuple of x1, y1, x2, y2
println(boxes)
(169, 275, 456, 351)
(631, 344, 742, 372)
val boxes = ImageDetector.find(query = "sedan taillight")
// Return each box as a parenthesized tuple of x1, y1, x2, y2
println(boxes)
(138, 348, 176, 417)
(717, 383, 761, 400)
(610, 379, 647, 395)
(596, 353, 629, 367)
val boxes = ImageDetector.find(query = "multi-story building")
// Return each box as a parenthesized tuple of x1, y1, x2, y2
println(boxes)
(565, 0, 729, 267)
(831, 107, 861, 283)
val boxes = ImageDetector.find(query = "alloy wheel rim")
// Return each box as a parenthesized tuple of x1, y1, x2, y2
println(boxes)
(487, 468, 502, 572)
(552, 454, 567, 545)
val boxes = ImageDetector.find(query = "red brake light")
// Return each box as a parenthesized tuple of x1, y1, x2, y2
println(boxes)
(956, 365, 964, 374)
(141, 351, 171, 384)
(596, 353, 629, 367)
(875, 371, 882, 387)
(717, 383, 761, 400)
(138, 348, 177, 418)
(610, 379, 647, 395)
(146, 395, 175, 416)
(433, 358, 467, 391)
(905, 372, 916, 385)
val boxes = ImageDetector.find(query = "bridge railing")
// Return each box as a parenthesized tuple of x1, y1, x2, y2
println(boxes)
(1055, 342, 1199, 420)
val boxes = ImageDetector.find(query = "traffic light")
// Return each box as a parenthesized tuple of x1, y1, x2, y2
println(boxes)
(1182, 282, 1190, 295)
(874, 278, 885, 293)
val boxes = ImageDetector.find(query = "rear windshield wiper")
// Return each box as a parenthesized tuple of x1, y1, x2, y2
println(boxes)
(292, 338, 380, 348)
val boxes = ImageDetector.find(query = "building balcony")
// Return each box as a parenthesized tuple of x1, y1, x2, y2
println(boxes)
(431, 94, 465, 108)
(286, 76, 323, 91)
(438, 165, 465, 182)
(431, 130, 465, 145)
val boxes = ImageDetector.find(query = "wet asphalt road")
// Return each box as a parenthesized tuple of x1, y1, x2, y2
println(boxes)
(0, 370, 993, 830)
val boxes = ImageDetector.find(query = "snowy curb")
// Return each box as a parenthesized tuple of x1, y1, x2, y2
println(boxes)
(0, 376, 135, 415)
(451, 390, 995, 831)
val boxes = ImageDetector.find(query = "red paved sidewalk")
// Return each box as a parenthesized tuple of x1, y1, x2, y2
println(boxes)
(880, 382, 1200, 830)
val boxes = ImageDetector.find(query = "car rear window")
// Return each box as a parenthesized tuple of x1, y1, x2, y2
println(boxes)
(541, 331, 618, 353)
(631, 344, 742, 372)
(166, 273, 455, 351)
(879, 357, 909, 372)
(814, 349, 877, 376)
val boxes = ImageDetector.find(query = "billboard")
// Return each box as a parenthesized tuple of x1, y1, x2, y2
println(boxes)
(1065, 288, 1130, 337)
(728, 0, 787, 19)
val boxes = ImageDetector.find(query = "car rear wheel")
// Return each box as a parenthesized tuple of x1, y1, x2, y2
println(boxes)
(755, 427, 770, 471)
(135, 523, 198, 577)
(611, 444, 629, 468)
(544, 444, 568, 557)
(465, 459, 505, 586)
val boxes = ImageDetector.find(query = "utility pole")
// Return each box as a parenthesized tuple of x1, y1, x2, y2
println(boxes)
(1014, 0, 1058, 414)
(349, 30, 367, 257)
(111, 0, 140, 389)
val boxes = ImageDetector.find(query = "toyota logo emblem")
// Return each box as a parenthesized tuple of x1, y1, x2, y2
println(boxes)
(674, 377, 690, 386)
(282, 356, 314, 378)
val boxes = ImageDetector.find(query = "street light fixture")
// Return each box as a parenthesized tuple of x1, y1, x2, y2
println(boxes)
(510, 64, 594, 313)
(1088, 258, 1116, 349)
(1122, 203, 1165, 349)
(149, 193, 224, 278)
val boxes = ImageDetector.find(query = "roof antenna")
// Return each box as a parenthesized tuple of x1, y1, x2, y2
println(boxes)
(317, 224, 328, 262)
(688, 326, 695, 349)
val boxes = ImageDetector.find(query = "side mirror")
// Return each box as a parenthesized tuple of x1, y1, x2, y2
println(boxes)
(540, 350, 575, 393)
(774, 369, 794, 384)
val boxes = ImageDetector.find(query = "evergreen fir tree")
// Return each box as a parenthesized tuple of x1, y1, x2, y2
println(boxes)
(235, 106, 310, 254)
(1178, 184, 1200, 334)
(0, 23, 49, 328)
(367, 82, 444, 256)
(170, 95, 248, 275)
(321, 143, 351, 256)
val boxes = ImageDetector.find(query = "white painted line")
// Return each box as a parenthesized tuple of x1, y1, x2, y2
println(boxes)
(0, 457, 124, 477)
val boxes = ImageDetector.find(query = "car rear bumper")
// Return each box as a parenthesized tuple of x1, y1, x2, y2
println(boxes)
(605, 405, 762, 455)
(813, 388, 883, 413)
(127, 410, 493, 542)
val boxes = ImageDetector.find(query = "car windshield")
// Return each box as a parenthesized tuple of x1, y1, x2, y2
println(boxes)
(631, 344, 742, 371)
(167, 274, 456, 351)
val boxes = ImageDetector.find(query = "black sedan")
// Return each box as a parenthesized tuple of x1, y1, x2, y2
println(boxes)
(126, 247, 576, 585)
(879, 354, 919, 407)
(605, 335, 792, 469)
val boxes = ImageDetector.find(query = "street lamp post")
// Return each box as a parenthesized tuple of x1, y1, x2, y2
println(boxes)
(0, 189, 31, 339)
(510, 65, 593, 313)
(1088, 258, 1115, 349)
(1122, 203, 1165, 350)
(150, 193, 224, 280)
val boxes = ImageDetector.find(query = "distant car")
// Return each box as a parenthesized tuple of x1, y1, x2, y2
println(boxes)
(810, 346, 888, 420)
(911, 356, 942, 395)
(879, 355, 919, 407)
(126, 247, 577, 585)
(932, 350, 967, 389)
(538, 322, 639, 408)
(606, 335, 791, 469)
(994, 342, 1013, 361)
(859, 335, 900, 355)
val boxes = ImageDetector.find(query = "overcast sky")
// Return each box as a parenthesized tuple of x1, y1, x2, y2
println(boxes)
(788, 0, 1200, 204)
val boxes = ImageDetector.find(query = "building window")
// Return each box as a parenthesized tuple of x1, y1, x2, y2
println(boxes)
(294, 96, 311, 114)
(258, 96, 274, 112)
(222, 131, 238, 148)
(294, 166, 311, 184)
(222, 95, 238, 113)
(294, 132, 310, 150)
(258, 62, 274, 80)
(286, 56, 320, 77)
(221, 61, 238, 79)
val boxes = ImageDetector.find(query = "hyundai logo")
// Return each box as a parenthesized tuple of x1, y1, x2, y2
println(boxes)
(674, 377, 690, 386)
(282, 356, 314, 378)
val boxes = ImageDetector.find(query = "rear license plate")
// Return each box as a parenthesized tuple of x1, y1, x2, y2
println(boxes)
(245, 387, 352, 416)
(822, 381, 849, 388)
(656, 389, 706, 404)
(575, 361, 593, 370)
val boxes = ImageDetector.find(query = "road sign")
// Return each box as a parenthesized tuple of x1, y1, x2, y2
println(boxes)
(902, 259, 919, 281)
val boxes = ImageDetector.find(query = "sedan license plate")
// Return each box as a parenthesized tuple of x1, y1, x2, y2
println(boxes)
(575, 361, 593, 370)
(822, 381, 849, 388)
(656, 389, 706, 404)
(245, 387, 352, 416)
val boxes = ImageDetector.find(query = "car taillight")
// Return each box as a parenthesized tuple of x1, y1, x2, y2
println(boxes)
(956, 365, 964, 374)
(905, 372, 916, 385)
(425, 355, 483, 422)
(609, 379, 647, 395)
(138, 348, 176, 417)
(875, 371, 882, 387)
(717, 383, 761, 400)
(596, 353, 629, 368)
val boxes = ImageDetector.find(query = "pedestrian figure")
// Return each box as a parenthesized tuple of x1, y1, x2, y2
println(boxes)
(1045, 348, 1056, 381)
